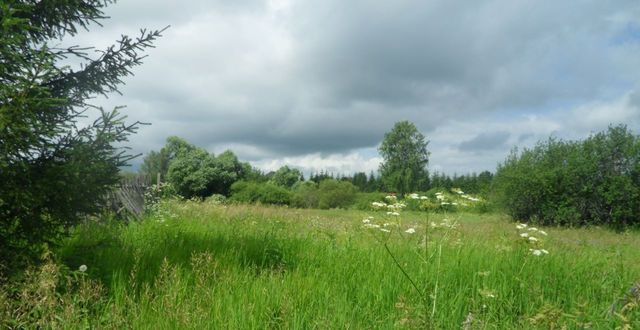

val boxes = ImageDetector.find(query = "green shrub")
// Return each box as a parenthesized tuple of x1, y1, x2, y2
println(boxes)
(229, 181, 262, 203)
(258, 184, 292, 205)
(229, 181, 291, 205)
(205, 194, 227, 205)
(317, 180, 357, 209)
(291, 181, 320, 208)
(352, 192, 387, 210)
(493, 125, 640, 227)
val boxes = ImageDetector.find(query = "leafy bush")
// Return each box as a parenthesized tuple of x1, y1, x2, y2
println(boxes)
(258, 184, 292, 205)
(317, 180, 357, 209)
(205, 194, 227, 205)
(167, 148, 246, 199)
(352, 192, 387, 210)
(493, 125, 640, 227)
(230, 181, 291, 205)
(291, 181, 320, 208)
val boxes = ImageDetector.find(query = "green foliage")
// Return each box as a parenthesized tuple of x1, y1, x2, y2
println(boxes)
(317, 179, 357, 209)
(140, 136, 197, 181)
(270, 166, 303, 188)
(161, 142, 246, 199)
(352, 192, 387, 210)
(144, 137, 253, 199)
(229, 181, 292, 205)
(291, 181, 320, 208)
(0, 0, 164, 274)
(379, 121, 430, 197)
(493, 125, 640, 226)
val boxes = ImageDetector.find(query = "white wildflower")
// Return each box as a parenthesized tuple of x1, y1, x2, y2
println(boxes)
(539, 230, 548, 236)
(528, 227, 538, 232)
(528, 236, 538, 242)
(541, 249, 549, 254)
(520, 232, 529, 238)
(405, 228, 416, 234)
(79, 265, 87, 272)
(409, 193, 419, 199)
(386, 212, 400, 216)
(530, 249, 543, 256)
(380, 228, 391, 233)
(516, 224, 526, 229)
(364, 224, 381, 228)
(420, 196, 429, 200)
(362, 218, 371, 224)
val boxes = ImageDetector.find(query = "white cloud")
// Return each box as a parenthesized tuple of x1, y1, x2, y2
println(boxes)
(253, 151, 383, 176)
(54, 0, 640, 175)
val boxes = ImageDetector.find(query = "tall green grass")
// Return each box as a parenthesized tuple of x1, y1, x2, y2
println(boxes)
(4, 201, 640, 328)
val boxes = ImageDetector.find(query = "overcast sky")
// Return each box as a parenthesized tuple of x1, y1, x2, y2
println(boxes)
(67, 0, 640, 176)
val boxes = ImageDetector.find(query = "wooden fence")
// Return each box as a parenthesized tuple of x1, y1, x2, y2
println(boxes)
(105, 174, 156, 219)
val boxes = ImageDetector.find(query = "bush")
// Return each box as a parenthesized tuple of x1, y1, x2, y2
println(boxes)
(317, 180, 357, 209)
(493, 125, 640, 227)
(291, 181, 320, 208)
(258, 184, 292, 205)
(229, 181, 291, 205)
(205, 194, 227, 205)
(352, 192, 387, 210)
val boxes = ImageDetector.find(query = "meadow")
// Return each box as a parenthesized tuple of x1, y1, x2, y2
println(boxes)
(3, 200, 639, 329)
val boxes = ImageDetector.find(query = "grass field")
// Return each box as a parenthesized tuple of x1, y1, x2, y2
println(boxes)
(4, 201, 640, 329)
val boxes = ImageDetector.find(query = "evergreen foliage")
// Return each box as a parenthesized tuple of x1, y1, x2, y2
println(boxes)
(0, 0, 164, 273)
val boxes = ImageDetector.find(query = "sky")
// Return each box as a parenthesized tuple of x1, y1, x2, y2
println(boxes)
(65, 0, 640, 176)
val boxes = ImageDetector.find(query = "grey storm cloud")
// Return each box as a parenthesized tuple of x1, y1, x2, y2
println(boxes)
(459, 131, 511, 152)
(64, 0, 640, 172)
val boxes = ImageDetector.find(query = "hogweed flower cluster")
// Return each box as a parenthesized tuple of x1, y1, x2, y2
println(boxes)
(516, 223, 550, 256)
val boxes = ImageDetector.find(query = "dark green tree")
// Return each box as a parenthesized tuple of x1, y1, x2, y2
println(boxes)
(270, 165, 303, 188)
(0, 0, 164, 273)
(166, 147, 247, 199)
(378, 121, 430, 196)
(352, 172, 368, 191)
(140, 136, 196, 181)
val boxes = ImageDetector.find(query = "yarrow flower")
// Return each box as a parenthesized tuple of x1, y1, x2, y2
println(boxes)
(386, 211, 400, 216)
(519, 232, 529, 238)
(380, 228, 391, 233)
(529, 249, 549, 256)
(528, 236, 538, 242)
(405, 228, 416, 234)
(539, 230, 548, 236)
(79, 265, 87, 272)
(516, 223, 528, 230)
